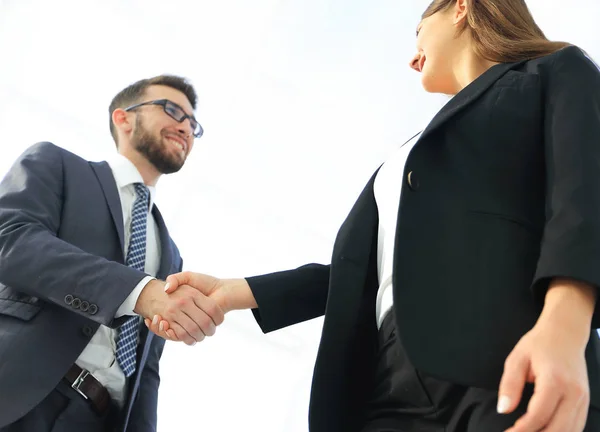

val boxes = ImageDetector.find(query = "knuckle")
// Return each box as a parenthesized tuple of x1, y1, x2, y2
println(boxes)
(190, 330, 203, 343)
(199, 317, 212, 331)
(572, 381, 588, 399)
(550, 370, 566, 387)
(205, 301, 219, 318)
(503, 353, 516, 369)
(174, 328, 185, 341)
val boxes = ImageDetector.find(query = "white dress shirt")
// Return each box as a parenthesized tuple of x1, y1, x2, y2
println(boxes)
(374, 132, 422, 329)
(75, 153, 161, 407)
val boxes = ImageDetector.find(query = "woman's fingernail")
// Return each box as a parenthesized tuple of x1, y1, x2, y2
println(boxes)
(152, 315, 158, 326)
(164, 283, 170, 292)
(159, 322, 164, 332)
(497, 395, 511, 414)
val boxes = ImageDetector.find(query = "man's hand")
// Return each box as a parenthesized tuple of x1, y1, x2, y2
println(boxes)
(144, 272, 256, 342)
(498, 279, 596, 432)
(135, 279, 225, 346)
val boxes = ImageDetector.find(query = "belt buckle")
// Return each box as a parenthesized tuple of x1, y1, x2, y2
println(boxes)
(71, 369, 90, 400)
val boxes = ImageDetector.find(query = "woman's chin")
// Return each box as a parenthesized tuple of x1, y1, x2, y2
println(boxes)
(421, 75, 454, 95)
(421, 74, 437, 92)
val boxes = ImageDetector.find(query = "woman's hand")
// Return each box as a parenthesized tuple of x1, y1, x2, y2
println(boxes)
(498, 279, 596, 432)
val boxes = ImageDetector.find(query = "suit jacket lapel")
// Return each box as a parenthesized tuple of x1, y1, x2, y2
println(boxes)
(90, 161, 125, 260)
(152, 206, 174, 279)
(418, 60, 524, 144)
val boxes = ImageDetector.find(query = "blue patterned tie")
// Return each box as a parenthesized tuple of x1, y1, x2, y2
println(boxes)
(116, 183, 150, 377)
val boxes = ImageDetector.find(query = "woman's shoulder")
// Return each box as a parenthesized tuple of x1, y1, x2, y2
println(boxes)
(522, 45, 599, 82)
(541, 45, 596, 66)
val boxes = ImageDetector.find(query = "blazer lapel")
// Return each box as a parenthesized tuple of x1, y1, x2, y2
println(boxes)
(90, 161, 125, 260)
(418, 60, 525, 144)
(152, 206, 174, 279)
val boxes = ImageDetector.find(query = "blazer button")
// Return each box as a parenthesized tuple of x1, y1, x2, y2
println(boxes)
(72, 298, 82, 309)
(80, 301, 90, 312)
(407, 171, 419, 191)
(82, 325, 94, 338)
(64, 294, 74, 305)
(88, 304, 99, 315)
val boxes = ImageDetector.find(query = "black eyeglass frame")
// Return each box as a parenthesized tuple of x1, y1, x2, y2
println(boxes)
(124, 99, 203, 138)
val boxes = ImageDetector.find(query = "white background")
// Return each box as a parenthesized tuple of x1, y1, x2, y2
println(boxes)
(1, 0, 599, 430)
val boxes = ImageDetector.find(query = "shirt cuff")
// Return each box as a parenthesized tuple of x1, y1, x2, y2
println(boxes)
(116, 276, 155, 317)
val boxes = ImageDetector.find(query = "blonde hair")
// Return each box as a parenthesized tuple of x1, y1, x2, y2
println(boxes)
(423, 0, 570, 62)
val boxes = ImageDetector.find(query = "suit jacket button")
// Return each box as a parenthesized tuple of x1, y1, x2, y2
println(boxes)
(80, 301, 90, 312)
(64, 294, 74, 305)
(82, 326, 94, 337)
(88, 304, 98, 315)
(72, 298, 82, 309)
(407, 171, 420, 191)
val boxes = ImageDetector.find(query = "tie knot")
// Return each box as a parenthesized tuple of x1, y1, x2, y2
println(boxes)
(134, 183, 150, 206)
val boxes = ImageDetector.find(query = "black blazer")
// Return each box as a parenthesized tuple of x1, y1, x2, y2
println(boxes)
(246, 45, 600, 432)
(0, 142, 183, 431)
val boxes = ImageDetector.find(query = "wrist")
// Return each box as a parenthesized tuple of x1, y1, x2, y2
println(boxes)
(219, 278, 257, 312)
(134, 279, 165, 317)
(537, 278, 597, 343)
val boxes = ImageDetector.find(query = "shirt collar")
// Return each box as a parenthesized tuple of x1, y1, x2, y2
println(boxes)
(106, 153, 157, 209)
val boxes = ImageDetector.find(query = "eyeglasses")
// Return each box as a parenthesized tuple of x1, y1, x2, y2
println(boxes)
(124, 99, 204, 138)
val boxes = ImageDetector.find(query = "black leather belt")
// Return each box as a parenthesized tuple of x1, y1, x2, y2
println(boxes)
(63, 364, 111, 415)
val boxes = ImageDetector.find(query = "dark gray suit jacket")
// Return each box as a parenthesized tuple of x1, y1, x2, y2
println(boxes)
(0, 142, 182, 431)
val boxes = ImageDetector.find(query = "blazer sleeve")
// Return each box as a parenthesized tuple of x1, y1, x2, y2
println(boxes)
(0, 142, 148, 327)
(246, 263, 330, 333)
(532, 46, 600, 328)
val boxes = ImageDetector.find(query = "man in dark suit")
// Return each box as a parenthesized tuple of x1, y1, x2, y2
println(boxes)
(0, 75, 224, 431)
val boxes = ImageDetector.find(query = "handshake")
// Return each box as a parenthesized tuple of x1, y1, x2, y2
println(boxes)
(133, 272, 257, 345)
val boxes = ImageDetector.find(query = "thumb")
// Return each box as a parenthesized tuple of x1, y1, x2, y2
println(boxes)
(165, 271, 217, 295)
(164, 272, 191, 294)
(497, 351, 530, 414)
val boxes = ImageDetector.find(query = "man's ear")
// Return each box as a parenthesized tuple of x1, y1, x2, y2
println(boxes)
(112, 108, 133, 136)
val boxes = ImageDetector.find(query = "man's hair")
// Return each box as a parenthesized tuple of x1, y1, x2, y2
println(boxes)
(108, 75, 198, 146)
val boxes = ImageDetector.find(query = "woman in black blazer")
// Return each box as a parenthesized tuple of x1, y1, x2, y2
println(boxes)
(152, 0, 600, 430)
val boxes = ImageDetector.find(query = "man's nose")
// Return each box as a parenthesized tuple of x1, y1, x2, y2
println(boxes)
(178, 119, 193, 137)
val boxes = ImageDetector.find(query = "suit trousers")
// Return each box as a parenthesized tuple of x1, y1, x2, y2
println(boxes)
(360, 310, 600, 432)
(1, 379, 118, 432)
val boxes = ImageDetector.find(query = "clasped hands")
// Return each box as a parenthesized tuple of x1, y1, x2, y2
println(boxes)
(134, 272, 254, 346)
(133, 273, 225, 346)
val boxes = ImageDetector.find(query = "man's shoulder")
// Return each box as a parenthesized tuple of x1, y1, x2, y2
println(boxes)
(23, 142, 92, 165)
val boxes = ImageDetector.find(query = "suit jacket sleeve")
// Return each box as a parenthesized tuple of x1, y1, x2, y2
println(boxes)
(532, 46, 600, 327)
(0, 142, 148, 327)
(246, 263, 330, 333)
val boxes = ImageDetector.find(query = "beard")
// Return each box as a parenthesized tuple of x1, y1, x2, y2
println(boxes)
(131, 117, 185, 174)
